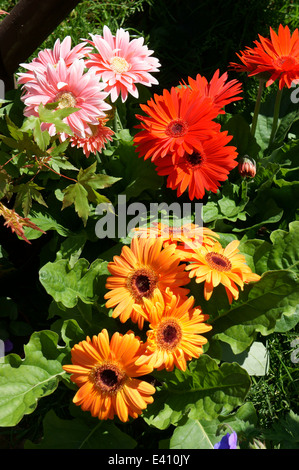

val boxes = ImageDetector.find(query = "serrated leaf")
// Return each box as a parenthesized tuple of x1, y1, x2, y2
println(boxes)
(62, 182, 89, 226)
(62, 163, 118, 225)
(263, 411, 299, 449)
(13, 182, 48, 216)
(39, 258, 109, 308)
(38, 103, 78, 134)
(22, 208, 72, 240)
(0, 330, 66, 426)
(143, 355, 251, 430)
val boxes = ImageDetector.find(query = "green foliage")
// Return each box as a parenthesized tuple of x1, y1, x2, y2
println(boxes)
(0, 0, 299, 451)
(0, 331, 66, 427)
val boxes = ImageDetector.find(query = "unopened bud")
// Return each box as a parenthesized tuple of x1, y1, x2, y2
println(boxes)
(238, 156, 256, 178)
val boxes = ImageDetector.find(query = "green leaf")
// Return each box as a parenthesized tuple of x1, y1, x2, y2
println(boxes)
(263, 411, 299, 449)
(209, 270, 299, 354)
(168, 402, 257, 449)
(25, 409, 137, 449)
(239, 221, 299, 331)
(143, 355, 251, 430)
(62, 182, 90, 226)
(22, 208, 73, 240)
(38, 103, 78, 134)
(62, 163, 119, 225)
(39, 258, 109, 309)
(0, 331, 66, 426)
(104, 132, 163, 201)
(13, 182, 48, 217)
(220, 341, 269, 376)
(222, 114, 260, 157)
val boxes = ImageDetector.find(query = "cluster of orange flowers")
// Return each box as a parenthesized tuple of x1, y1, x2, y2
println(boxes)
(63, 224, 260, 422)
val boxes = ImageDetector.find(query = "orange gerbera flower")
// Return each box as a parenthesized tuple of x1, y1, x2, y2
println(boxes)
(230, 24, 299, 89)
(104, 236, 190, 329)
(133, 85, 220, 163)
(133, 222, 219, 260)
(185, 69, 243, 113)
(153, 130, 238, 200)
(63, 329, 155, 422)
(185, 240, 261, 303)
(135, 289, 212, 372)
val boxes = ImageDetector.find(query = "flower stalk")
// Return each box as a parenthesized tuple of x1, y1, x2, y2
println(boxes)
(269, 87, 283, 146)
(251, 78, 265, 137)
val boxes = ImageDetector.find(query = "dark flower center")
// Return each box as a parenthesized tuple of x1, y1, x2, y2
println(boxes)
(205, 252, 232, 272)
(135, 274, 150, 294)
(91, 362, 127, 394)
(127, 267, 158, 301)
(157, 319, 182, 350)
(184, 151, 203, 168)
(165, 119, 188, 137)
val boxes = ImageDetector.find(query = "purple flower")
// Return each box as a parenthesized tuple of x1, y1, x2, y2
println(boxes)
(4, 339, 13, 353)
(214, 431, 238, 449)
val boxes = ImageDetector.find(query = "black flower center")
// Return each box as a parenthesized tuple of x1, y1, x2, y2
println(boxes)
(127, 267, 158, 301)
(91, 362, 127, 395)
(157, 319, 182, 350)
(185, 151, 203, 168)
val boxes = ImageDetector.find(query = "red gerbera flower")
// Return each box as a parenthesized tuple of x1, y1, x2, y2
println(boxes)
(133, 85, 220, 163)
(153, 130, 238, 200)
(186, 69, 243, 113)
(230, 24, 299, 89)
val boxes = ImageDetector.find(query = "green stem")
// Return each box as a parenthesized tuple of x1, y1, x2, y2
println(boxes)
(269, 87, 283, 146)
(251, 79, 265, 137)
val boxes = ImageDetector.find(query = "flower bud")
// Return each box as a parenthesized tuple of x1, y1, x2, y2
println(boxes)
(238, 156, 256, 178)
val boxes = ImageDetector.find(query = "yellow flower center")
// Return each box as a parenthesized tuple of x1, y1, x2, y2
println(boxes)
(110, 56, 131, 74)
(205, 252, 232, 272)
(90, 361, 128, 395)
(156, 318, 182, 351)
(165, 118, 189, 137)
(127, 267, 158, 301)
(55, 91, 77, 108)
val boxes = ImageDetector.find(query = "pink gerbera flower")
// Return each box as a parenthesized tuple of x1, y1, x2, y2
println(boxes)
(17, 36, 92, 85)
(21, 58, 111, 138)
(85, 26, 161, 102)
(69, 118, 114, 157)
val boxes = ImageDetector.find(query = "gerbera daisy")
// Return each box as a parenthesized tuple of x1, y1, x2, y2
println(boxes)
(69, 118, 114, 157)
(104, 236, 190, 329)
(85, 25, 161, 102)
(134, 221, 218, 247)
(135, 288, 212, 372)
(21, 58, 111, 139)
(185, 239, 261, 303)
(62, 329, 155, 422)
(153, 130, 238, 200)
(17, 36, 92, 85)
(133, 222, 219, 260)
(133, 85, 220, 163)
(230, 24, 299, 89)
(185, 69, 243, 113)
